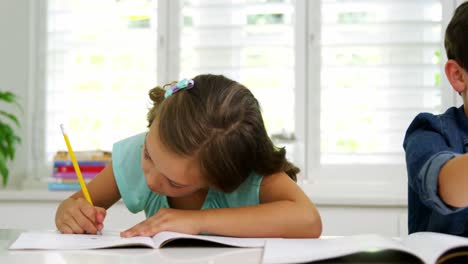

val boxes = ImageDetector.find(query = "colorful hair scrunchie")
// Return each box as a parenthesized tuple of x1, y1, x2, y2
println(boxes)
(164, 79, 195, 98)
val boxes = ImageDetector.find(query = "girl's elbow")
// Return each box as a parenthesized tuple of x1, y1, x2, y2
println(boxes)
(306, 212, 322, 238)
(312, 219, 323, 238)
(295, 208, 322, 238)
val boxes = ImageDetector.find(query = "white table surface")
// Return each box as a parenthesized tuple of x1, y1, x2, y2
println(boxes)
(0, 229, 263, 264)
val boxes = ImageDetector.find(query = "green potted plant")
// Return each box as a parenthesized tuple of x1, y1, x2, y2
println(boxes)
(0, 91, 21, 187)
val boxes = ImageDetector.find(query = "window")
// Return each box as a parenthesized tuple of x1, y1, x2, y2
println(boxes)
(45, 0, 158, 158)
(303, 0, 443, 186)
(179, 0, 300, 168)
(320, 0, 442, 164)
(40, 0, 448, 194)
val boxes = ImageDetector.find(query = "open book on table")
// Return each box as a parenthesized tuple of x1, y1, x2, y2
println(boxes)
(263, 232, 468, 264)
(9, 230, 265, 250)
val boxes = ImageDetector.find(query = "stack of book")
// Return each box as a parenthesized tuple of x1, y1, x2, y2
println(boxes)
(48, 150, 111, 191)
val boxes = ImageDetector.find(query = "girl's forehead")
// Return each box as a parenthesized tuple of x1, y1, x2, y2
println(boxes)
(146, 123, 205, 185)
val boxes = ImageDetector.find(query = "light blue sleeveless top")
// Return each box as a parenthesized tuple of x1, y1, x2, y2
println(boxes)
(112, 133, 263, 218)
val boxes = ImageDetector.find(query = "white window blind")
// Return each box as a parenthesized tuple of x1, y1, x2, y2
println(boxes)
(179, 0, 300, 165)
(319, 0, 442, 166)
(45, 0, 158, 157)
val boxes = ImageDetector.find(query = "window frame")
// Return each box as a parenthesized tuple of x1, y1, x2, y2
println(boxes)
(29, 0, 49, 183)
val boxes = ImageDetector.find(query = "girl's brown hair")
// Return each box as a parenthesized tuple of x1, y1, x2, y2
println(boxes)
(147, 74, 299, 192)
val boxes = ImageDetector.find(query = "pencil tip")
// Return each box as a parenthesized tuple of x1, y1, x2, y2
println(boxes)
(60, 124, 66, 135)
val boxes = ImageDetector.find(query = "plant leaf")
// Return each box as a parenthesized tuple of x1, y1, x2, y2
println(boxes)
(0, 123, 8, 155)
(0, 91, 16, 103)
(0, 151, 8, 186)
(6, 135, 15, 160)
(0, 92, 20, 187)
(0, 110, 20, 127)
(0, 91, 22, 112)
(0, 121, 19, 160)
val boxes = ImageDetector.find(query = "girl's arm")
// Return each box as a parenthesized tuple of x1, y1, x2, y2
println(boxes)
(68, 161, 121, 208)
(122, 171, 322, 238)
(55, 161, 121, 234)
(199, 172, 322, 238)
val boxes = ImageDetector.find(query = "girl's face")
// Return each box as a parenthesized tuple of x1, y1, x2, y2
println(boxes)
(141, 123, 208, 197)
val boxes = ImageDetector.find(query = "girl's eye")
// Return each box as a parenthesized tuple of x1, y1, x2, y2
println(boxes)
(168, 180, 183, 189)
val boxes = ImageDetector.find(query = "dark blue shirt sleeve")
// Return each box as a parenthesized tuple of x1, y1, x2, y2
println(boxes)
(404, 113, 464, 215)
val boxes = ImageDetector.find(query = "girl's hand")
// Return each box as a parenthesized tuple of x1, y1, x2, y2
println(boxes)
(55, 197, 106, 234)
(120, 208, 203, 237)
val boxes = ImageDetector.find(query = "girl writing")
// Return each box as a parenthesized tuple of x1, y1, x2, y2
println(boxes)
(55, 74, 322, 238)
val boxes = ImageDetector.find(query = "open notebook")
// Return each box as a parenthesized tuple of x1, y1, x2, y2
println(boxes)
(263, 232, 468, 264)
(9, 231, 265, 250)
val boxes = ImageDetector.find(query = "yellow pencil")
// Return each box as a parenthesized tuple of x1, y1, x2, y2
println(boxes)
(60, 124, 94, 206)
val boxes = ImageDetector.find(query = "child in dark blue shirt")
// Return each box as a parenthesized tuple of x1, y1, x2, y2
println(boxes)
(403, 2, 468, 236)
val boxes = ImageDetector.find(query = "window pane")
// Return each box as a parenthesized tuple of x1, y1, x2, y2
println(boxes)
(45, 0, 158, 156)
(320, 0, 442, 164)
(180, 0, 300, 165)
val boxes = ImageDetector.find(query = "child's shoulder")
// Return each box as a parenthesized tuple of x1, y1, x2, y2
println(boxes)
(408, 106, 461, 132)
(403, 106, 468, 149)
(114, 132, 146, 146)
(112, 132, 146, 172)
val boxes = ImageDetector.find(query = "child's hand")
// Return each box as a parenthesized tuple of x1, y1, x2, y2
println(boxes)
(120, 208, 202, 237)
(55, 197, 106, 234)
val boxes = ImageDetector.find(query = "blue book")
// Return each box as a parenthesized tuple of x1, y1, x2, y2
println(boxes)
(48, 182, 81, 191)
(53, 160, 108, 167)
